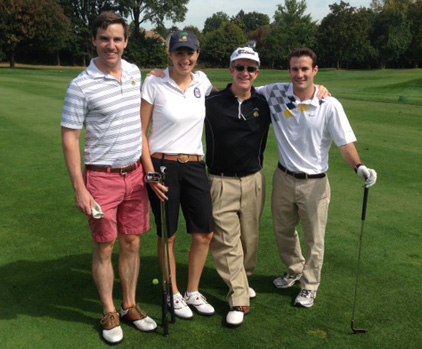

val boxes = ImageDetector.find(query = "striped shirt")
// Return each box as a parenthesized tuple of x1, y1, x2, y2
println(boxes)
(61, 58, 142, 167)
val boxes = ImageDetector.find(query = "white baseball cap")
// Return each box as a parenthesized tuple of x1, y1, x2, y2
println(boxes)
(230, 47, 260, 66)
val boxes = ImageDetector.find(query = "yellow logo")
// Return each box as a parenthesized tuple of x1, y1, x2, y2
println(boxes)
(253, 108, 259, 117)
(131, 81, 136, 86)
(297, 105, 309, 112)
(284, 110, 294, 118)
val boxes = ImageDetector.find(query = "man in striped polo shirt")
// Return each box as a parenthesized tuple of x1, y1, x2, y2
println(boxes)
(61, 12, 156, 344)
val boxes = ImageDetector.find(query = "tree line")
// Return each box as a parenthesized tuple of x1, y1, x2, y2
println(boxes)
(0, 0, 421, 69)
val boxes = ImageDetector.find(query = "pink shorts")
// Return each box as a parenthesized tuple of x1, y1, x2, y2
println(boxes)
(84, 164, 150, 243)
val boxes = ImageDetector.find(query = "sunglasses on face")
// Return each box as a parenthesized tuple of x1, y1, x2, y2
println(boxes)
(234, 65, 258, 73)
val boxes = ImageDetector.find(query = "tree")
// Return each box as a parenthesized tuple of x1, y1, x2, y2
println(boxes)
(201, 22, 246, 67)
(317, 2, 375, 69)
(0, 0, 72, 68)
(125, 26, 167, 68)
(263, 0, 317, 69)
(242, 11, 270, 33)
(34, 3, 72, 66)
(407, 0, 422, 67)
(371, 8, 412, 68)
(231, 10, 270, 34)
(203, 11, 230, 34)
(59, 0, 116, 65)
(116, 0, 189, 31)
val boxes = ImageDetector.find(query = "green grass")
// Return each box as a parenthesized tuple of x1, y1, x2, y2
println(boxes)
(1, 66, 421, 348)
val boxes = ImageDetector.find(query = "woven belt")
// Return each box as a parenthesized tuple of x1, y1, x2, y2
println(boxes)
(151, 153, 203, 163)
(278, 163, 326, 179)
(208, 169, 256, 178)
(85, 158, 141, 176)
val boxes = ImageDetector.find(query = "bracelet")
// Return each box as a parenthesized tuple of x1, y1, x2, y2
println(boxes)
(354, 163, 363, 173)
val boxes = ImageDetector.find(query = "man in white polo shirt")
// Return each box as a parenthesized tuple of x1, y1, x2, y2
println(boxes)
(61, 12, 156, 344)
(257, 47, 377, 308)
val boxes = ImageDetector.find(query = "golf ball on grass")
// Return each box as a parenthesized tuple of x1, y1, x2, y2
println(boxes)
(152, 278, 159, 285)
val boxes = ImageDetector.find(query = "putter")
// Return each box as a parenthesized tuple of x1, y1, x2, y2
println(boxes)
(145, 167, 176, 336)
(350, 186, 369, 334)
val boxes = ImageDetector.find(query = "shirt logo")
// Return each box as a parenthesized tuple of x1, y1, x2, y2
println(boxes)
(131, 81, 136, 86)
(253, 108, 260, 117)
(284, 110, 294, 118)
(194, 87, 201, 98)
(297, 105, 309, 112)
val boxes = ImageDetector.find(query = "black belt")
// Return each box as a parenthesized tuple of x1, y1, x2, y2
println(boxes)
(208, 169, 256, 178)
(278, 163, 326, 179)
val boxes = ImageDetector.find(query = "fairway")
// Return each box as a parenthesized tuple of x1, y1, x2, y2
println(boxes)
(0, 66, 421, 348)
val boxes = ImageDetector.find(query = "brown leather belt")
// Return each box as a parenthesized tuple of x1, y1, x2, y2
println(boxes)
(278, 163, 326, 179)
(85, 158, 141, 175)
(151, 153, 203, 163)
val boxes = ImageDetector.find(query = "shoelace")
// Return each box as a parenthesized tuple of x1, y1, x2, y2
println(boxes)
(172, 294, 188, 306)
(299, 289, 312, 298)
(102, 312, 118, 327)
(194, 293, 208, 304)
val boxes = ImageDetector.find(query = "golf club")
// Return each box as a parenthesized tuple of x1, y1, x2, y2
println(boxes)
(159, 166, 176, 333)
(350, 186, 369, 334)
(145, 167, 176, 336)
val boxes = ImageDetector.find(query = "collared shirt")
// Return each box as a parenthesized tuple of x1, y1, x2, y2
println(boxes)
(257, 83, 356, 174)
(205, 84, 271, 175)
(142, 68, 213, 156)
(61, 58, 142, 167)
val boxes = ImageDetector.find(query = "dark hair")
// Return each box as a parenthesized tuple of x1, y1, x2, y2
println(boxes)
(288, 48, 317, 68)
(91, 12, 128, 40)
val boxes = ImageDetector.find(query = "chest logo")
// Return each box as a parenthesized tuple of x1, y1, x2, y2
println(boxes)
(194, 87, 201, 98)
(284, 110, 294, 118)
(253, 108, 260, 118)
(131, 80, 136, 86)
(297, 105, 309, 112)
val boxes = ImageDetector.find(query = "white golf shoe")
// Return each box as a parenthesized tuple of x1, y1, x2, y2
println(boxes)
(226, 306, 250, 327)
(101, 311, 123, 345)
(184, 291, 215, 316)
(170, 293, 194, 320)
(273, 272, 303, 288)
(119, 304, 157, 332)
(294, 289, 317, 308)
(249, 287, 256, 300)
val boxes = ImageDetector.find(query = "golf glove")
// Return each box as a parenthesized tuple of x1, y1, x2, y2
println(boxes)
(92, 201, 104, 219)
(356, 165, 377, 188)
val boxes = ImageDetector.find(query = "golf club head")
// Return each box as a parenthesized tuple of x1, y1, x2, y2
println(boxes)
(351, 321, 367, 334)
(145, 171, 161, 183)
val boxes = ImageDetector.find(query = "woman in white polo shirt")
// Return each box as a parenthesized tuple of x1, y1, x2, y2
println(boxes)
(141, 30, 215, 320)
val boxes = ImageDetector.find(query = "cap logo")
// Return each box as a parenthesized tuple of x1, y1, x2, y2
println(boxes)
(235, 49, 255, 57)
(179, 32, 189, 42)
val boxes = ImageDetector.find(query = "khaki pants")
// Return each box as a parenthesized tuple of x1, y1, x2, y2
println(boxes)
(209, 171, 265, 307)
(271, 168, 330, 291)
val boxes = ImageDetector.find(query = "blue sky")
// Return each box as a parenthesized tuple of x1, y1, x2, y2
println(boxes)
(155, 0, 372, 30)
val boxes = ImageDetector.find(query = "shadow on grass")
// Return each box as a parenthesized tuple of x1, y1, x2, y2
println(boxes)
(0, 253, 237, 326)
(0, 254, 102, 324)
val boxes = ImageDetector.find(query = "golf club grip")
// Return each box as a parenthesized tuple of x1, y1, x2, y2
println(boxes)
(361, 187, 369, 221)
